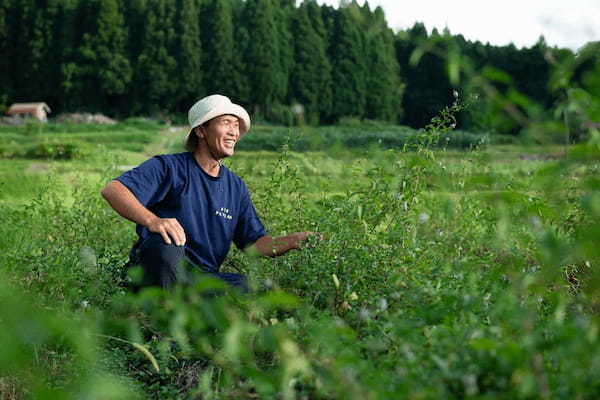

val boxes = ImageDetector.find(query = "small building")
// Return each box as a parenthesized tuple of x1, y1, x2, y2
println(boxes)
(6, 102, 51, 122)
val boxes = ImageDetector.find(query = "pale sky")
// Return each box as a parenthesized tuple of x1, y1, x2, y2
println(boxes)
(316, 0, 600, 51)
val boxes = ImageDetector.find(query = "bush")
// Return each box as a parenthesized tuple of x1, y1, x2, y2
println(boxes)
(0, 142, 21, 158)
(22, 140, 92, 160)
(236, 124, 488, 152)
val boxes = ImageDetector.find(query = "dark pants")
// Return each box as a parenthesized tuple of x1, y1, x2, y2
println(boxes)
(126, 234, 248, 293)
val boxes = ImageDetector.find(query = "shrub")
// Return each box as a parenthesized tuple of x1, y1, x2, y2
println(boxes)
(22, 140, 92, 160)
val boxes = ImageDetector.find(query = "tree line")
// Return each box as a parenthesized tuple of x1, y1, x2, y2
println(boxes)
(0, 0, 596, 134)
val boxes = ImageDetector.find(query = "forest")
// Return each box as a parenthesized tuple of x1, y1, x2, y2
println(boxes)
(2, 0, 597, 137)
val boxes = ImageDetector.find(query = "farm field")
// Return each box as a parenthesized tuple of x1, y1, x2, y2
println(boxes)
(1, 122, 599, 399)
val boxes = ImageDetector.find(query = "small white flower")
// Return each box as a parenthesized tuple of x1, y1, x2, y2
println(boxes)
(81, 300, 90, 308)
(418, 213, 430, 223)
(453, 90, 459, 99)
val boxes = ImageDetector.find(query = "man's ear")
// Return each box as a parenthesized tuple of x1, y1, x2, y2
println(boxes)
(196, 126, 205, 139)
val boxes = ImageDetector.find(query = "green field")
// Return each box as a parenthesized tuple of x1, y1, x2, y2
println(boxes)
(1, 122, 599, 399)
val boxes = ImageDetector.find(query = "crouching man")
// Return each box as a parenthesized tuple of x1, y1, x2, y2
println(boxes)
(101, 94, 316, 292)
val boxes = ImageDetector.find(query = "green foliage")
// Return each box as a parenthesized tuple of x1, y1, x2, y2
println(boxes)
(173, 0, 203, 111)
(134, 0, 177, 113)
(290, 3, 332, 125)
(3, 0, 593, 136)
(3, 106, 600, 398)
(395, 24, 455, 129)
(2, 17, 600, 395)
(201, 0, 237, 97)
(329, 6, 368, 120)
(77, 0, 132, 108)
(243, 0, 280, 110)
(0, 0, 11, 107)
(364, 7, 403, 122)
(21, 140, 92, 159)
(232, 123, 488, 152)
(0, 279, 137, 399)
(0, 119, 162, 157)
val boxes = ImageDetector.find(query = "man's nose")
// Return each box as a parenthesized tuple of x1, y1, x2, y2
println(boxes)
(227, 126, 240, 137)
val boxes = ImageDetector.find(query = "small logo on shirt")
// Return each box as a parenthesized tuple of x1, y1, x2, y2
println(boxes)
(215, 207, 233, 220)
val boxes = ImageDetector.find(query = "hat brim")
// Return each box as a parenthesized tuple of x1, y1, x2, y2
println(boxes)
(186, 103, 251, 144)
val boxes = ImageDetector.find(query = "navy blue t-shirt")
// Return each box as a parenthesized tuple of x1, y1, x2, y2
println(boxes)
(116, 152, 267, 272)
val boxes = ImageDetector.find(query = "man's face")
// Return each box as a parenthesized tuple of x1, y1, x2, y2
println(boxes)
(199, 114, 240, 158)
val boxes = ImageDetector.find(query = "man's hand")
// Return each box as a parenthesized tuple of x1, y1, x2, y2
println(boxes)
(298, 231, 324, 245)
(148, 217, 186, 246)
(247, 231, 323, 257)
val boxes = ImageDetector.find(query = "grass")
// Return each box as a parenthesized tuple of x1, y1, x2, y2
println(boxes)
(1, 121, 599, 398)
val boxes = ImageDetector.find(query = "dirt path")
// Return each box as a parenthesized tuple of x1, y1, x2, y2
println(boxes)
(143, 126, 187, 156)
(116, 126, 187, 171)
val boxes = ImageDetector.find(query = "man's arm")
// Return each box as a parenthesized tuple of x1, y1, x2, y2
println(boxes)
(245, 232, 318, 257)
(101, 180, 186, 246)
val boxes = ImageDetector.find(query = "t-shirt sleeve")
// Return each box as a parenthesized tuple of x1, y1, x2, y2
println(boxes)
(233, 186, 267, 250)
(115, 156, 172, 207)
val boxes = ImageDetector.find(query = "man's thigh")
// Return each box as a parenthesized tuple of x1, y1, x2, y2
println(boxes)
(136, 234, 187, 289)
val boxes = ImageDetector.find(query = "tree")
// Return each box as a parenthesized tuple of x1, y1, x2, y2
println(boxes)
(304, 0, 332, 121)
(134, 0, 177, 114)
(201, 0, 237, 97)
(290, 2, 331, 124)
(40, 0, 80, 113)
(175, 0, 203, 110)
(75, 0, 132, 113)
(395, 23, 453, 128)
(242, 0, 282, 114)
(329, 5, 368, 120)
(0, 0, 13, 108)
(364, 6, 403, 122)
(4, 0, 43, 102)
(273, 0, 294, 105)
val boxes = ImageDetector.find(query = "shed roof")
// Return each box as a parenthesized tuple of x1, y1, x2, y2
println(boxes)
(7, 102, 51, 114)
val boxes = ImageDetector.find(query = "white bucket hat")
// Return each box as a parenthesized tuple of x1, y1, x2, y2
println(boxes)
(187, 94, 251, 144)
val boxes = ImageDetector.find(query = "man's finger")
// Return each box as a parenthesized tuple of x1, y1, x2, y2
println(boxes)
(159, 229, 172, 245)
(175, 222, 186, 246)
(166, 223, 185, 246)
(171, 220, 185, 246)
(167, 230, 181, 246)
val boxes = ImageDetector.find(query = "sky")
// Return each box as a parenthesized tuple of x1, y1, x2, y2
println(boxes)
(316, 0, 600, 51)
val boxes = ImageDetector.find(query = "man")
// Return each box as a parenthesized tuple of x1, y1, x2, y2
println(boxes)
(101, 94, 315, 291)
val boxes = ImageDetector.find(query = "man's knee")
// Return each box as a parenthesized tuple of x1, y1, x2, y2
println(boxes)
(139, 234, 185, 265)
(137, 234, 186, 288)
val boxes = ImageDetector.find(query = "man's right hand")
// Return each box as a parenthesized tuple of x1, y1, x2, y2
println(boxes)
(147, 217, 186, 246)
